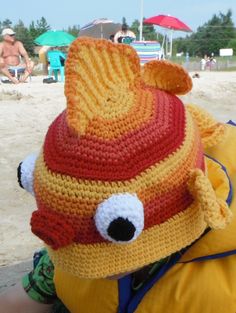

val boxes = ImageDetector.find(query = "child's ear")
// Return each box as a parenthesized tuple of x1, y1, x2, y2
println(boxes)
(141, 60, 192, 95)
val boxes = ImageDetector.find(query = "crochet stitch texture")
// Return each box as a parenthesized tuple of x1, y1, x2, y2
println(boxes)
(30, 37, 231, 279)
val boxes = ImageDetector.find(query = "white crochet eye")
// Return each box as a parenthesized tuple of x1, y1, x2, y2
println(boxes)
(94, 193, 144, 244)
(18, 153, 38, 196)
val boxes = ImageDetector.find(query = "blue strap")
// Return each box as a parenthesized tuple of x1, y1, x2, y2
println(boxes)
(180, 249, 236, 264)
(205, 154, 233, 206)
(117, 143, 234, 313)
(117, 274, 132, 313)
(227, 120, 236, 126)
(118, 252, 182, 313)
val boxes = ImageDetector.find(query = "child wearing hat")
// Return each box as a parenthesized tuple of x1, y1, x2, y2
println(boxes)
(0, 37, 236, 313)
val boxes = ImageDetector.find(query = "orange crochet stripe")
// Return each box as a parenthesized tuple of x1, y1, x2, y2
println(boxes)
(35, 111, 200, 213)
(65, 39, 141, 136)
(33, 112, 203, 245)
(43, 92, 186, 181)
(84, 88, 154, 139)
(47, 202, 207, 279)
(31, 38, 215, 279)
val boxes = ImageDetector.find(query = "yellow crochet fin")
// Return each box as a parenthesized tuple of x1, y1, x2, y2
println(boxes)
(65, 37, 141, 135)
(141, 60, 192, 95)
(186, 104, 228, 148)
(187, 169, 232, 229)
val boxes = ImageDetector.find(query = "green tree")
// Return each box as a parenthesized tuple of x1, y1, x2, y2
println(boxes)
(36, 16, 50, 33)
(0, 19, 13, 34)
(227, 38, 236, 51)
(67, 25, 80, 37)
(130, 19, 160, 41)
(29, 17, 51, 40)
(1, 18, 13, 29)
(174, 35, 193, 55)
(122, 17, 127, 26)
(130, 19, 140, 39)
(178, 9, 236, 57)
(29, 21, 38, 40)
(14, 20, 34, 56)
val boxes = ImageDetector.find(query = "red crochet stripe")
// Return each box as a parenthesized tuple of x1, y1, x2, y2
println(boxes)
(35, 184, 194, 246)
(143, 187, 193, 228)
(43, 90, 186, 181)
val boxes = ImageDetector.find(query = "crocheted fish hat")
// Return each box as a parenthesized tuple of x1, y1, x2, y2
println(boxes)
(30, 38, 231, 279)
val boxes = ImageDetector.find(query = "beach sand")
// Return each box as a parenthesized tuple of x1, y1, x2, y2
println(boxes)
(0, 77, 66, 268)
(0, 71, 236, 288)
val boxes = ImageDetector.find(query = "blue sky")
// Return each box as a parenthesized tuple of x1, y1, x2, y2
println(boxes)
(1, 0, 236, 36)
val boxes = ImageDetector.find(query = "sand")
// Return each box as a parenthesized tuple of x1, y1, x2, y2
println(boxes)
(0, 71, 236, 270)
(0, 77, 66, 269)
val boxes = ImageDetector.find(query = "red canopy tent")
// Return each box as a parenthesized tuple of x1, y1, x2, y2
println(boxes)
(144, 15, 192, 57)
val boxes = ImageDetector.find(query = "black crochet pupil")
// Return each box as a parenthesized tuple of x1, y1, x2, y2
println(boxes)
(107, 217, 136, 241)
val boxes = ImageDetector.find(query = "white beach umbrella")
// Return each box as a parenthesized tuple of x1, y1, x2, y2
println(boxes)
(79, 18, 121, 39)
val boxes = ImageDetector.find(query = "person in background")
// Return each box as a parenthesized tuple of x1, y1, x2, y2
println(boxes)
(114, 23, 136, 43)
(38, 46, 50, 75)
(0, 28, 34, 84)
(109, 34, 115, 42)
(200, 54, 207, 71)
(209, 53, 216, 70)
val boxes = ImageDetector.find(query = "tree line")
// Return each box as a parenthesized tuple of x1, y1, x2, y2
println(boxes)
(129, 10, 236, 57)
(1, 10, 235, 58)
(174, 9, 236, 57)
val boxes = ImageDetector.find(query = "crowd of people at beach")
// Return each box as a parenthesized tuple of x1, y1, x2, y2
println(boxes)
(200, 53, 217, 71)
(0, 24, 219, 84)
(0, 24, 136, 84)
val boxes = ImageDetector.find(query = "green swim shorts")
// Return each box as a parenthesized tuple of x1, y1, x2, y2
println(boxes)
(22, 249, 56, 304)
(22, 249, 70, 312)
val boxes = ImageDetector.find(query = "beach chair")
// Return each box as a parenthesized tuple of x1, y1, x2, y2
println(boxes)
(8, 55, 33, 81)
(8, 67, 26, 79)
(47, 50, 65, 82)
(0, 66, 29, 84)
(130, 41, 163, 65)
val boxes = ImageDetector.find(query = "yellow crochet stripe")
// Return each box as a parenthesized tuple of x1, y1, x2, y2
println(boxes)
(65, 38, 141, 135)
(84, 89, 154, 140)
(188, 168, 232, 229)
(186, 104, 228, 148)
(142, 60, 192, 95)
(34, 111, 199, 215)
(48, 202, 206, 279)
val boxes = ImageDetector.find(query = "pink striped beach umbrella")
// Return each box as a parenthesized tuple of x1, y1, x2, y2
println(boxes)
(79, 18, 121, 39)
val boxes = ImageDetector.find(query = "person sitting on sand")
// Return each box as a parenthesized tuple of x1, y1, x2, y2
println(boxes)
(0, 28, 34, 84)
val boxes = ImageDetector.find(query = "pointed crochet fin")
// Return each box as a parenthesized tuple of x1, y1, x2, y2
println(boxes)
(187, 104, 228, 148)
(65, 37, 141, 135)
(141, 60, 192, 95)
(187, 169, 232, 229)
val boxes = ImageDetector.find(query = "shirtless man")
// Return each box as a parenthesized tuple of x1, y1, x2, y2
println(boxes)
(0, 28, 34, 84)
